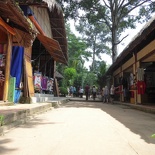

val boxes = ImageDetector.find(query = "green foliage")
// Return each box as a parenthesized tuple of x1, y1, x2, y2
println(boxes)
(66, 24, 90, 66)
(59, 87, 68, 95)
(76, 17, 110, 71)
(151, 134, 155, 138)
(57, 24, 109, 88)
(0, 115, 4, 126)
(64, 67, 77, 85)
(57, 24, 91, 88)
(58, 0, 155, 62)
(83, 72, 97, 87)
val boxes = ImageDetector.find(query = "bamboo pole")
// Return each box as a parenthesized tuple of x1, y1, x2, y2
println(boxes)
(3, 33, 12, 101)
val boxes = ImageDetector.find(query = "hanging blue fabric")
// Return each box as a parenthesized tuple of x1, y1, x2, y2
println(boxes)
(19, 5, 34, 16)
(11, 46, 24, 88)
(11, 46, 24, 103)
(10, 46, 24, 103)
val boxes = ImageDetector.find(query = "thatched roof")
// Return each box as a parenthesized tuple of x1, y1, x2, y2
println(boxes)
(105, 16, 155, 76)
(49, 6, 68, 63)
(18, 0, 61, 10)
(42, 0, 62, 11)
(0, 0, 37, 47)
(18, 0, 68, 63)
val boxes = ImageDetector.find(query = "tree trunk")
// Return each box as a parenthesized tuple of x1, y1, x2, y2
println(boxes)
(111, 14, 118, 62)
(92, 36, 96, 71)
(111, 0, 118, 63)
(112, 30, 117, 63)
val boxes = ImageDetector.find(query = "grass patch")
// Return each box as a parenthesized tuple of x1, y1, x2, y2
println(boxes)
(0, 115, 4, 126)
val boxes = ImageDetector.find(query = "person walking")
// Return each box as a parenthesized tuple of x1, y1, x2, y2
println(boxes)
(92, 85, 97, 100)
(85, 84, 90, 101)
(104, 86, 109, 103)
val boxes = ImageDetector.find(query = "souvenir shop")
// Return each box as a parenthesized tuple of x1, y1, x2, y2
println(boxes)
(142, 62, 155, 103)
(105, 16, 155, 104)
(32, 38, 55, 95)
(0, 44, 29, 103)
(113, 67, 153, 104)
(0, 36, 60, 103)
(0, 0, 67, 103)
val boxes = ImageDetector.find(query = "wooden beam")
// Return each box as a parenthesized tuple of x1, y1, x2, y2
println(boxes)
(0, 17, 16, 35)
(3, 33, 12, 101)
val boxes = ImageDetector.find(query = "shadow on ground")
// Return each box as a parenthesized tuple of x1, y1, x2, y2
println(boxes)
(0, 139, 17, 154)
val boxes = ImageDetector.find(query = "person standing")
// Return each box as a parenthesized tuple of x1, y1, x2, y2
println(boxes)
(110, 85, 115, 104)
(79, 86, 84, 98)
(92, 85, 97, 100)
(85, 84, 90, 101)
(104, 86, 109, 103)
(70, 85, 73, 97)
(110, 85, 119, 103)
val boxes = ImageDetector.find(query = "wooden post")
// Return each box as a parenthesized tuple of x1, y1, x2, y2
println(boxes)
(53, 61, 56, 78)
(24, 47, 34, 98)
(55, 78, 59, 97)
(3, 33, 12, 101)
(53, 61, 59, 96)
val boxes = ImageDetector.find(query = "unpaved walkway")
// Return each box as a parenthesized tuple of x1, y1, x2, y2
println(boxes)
(0, 101, 155, 155)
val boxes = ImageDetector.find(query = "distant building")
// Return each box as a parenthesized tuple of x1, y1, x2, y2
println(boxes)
(103, 16, 155, 104)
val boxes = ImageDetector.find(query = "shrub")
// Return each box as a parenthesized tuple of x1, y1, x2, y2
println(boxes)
(59, 87, 68, 96)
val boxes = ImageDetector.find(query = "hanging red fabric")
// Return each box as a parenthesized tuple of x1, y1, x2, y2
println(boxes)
(137, 81, 146, 94)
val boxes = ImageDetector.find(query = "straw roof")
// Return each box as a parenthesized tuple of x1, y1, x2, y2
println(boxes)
(18, 0, 61, 10)
(42, 0, 62, 11)
(19, 0, 68, 63)
(105, 16, 155, 75)
(0, 0, 37, 47)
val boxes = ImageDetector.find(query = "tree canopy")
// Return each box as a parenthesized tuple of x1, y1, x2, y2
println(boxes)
(58, 0, 155, 62)
(57, 23, 109, 91)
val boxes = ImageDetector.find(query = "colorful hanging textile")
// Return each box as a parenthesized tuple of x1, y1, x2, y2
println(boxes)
(34, 72, 42, 92)
(8, 77, 16, 102)
(11, 46, 24, 88)
(41, 76, 48, 90)
(137, 81, 146, 94)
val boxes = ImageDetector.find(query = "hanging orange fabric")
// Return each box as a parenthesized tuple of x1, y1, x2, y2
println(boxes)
(0, 17, 16, 35)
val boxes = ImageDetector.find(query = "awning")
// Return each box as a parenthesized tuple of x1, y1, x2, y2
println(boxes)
(37, 34, 67, 65)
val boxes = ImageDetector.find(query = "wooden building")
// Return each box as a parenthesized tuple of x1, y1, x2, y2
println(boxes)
(0, 0, 68, 103)
(104, 16, 155, 104)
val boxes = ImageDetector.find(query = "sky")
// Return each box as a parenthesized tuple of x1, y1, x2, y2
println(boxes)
(69, 19, 147, 69)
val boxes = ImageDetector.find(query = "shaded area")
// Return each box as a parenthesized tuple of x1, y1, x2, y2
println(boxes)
(0, 139, 17, 154)
(0, 116, 63, 154)
(19, 117, 64, 129)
